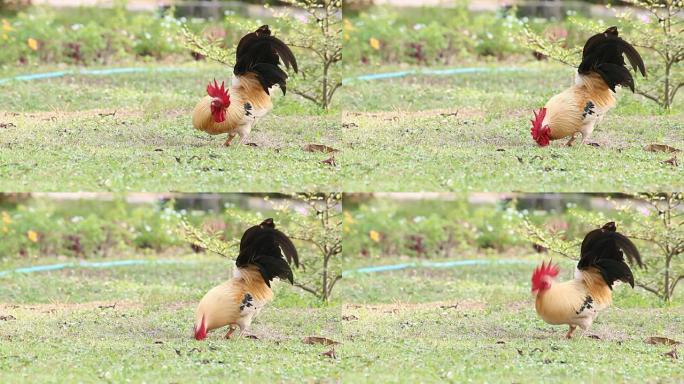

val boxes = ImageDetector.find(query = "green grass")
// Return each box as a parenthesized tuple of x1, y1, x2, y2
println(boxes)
(0, 64, 341, 192)
(2, 253, 682, 383)
(338, 63, 684, 192)
(337, 256, 684, 383)
(0, 255, 341, 383)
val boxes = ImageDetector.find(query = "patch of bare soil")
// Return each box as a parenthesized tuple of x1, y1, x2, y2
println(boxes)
(0, 109, 145, 123)
(0, 300, 142, 314)
(343, 108, 485, 122)
(343, 299, 486, 316)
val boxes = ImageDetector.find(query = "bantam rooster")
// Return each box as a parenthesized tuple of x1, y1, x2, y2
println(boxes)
(192, 25, 298, 146)
(194, 218, 299, 340)
(532, 222, 642, 338)
(531, 27, 646, 147)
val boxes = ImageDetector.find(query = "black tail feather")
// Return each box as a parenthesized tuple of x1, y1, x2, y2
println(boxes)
(579, 26, 646, 92)
(236, 218, 299, 286)
(233, 25, 298, 95)
(252, 63, 289, 95)
(578, 221, 643, 288)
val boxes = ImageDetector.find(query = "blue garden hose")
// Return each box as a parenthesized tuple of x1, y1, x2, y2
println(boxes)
(0, 66, 526, 85)
(0, 258, 534, 278)
(344, 66, 529, 83)
(0, 66, 197, 85)
(343, 258, 537, 277)
(0, 259, 193, 277)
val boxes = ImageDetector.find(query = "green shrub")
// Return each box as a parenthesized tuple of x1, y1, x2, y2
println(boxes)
(0, 5, 188, 66)
(0, 198, 248, 259)
(343, 197, 533, 260)
(343, 4, 528, 66)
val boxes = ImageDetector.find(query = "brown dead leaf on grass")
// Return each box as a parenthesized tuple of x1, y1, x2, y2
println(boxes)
(322, 156, 337, 166)
(302, 336, 340, 346)
(663, 156, 678, 167)
(664, 349, 678, 360)
(645, 337, 681, 346)
(321, 349, 337, 359)
(303, 144, 338, 153)
(644, 144, 681, 153)
(0, 315, 16, 321)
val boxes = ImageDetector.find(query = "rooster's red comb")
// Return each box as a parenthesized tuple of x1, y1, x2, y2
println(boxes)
(531, 260, 560, 292)
(206, 79, 230, 105)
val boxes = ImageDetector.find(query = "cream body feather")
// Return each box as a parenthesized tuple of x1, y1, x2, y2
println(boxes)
(194, 266, 274, 335)
(192, 73, 273, 144)
(535, 268, 611, 331)
(542, 73, 616, 144)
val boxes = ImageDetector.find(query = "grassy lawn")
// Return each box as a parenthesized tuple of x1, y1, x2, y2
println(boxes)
(337, 257, 684, 383)
(338, 63, 684, 192)
(0, 64, 341, 192)
(0, 255, 341, 383)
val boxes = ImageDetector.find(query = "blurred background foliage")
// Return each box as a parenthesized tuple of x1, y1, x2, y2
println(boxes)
(343, 1, 682, 110)
(0, 193, 343, 301)
(0, 193, 297, 259)
(0, 0, 342, 109)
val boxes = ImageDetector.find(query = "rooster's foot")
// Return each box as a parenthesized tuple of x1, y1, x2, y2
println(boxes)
(224, 134, 237, 147)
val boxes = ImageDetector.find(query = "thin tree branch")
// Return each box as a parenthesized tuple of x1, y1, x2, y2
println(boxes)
(636, 282, 662, 297)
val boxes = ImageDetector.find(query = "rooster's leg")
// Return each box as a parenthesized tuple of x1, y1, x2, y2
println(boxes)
(565, 133, 578, 147)
(224, 325, 237, 339)
(565, 325, 577, 339)
(224, 133, 237, 147)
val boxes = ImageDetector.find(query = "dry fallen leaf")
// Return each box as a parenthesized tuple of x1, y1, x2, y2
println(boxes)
(321, 349, 337, 359)
(663, 156, 678, 167)
(664, 349, 678, 360)
(302, 336, 340, 346)
(645, 337, 681, 346)
(303, 144, 338, 153)
(342, 315, 358, 321)
(644, 144, 681, 153)
(0, 315, 16, 321)
(322, 156, 337, 166)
